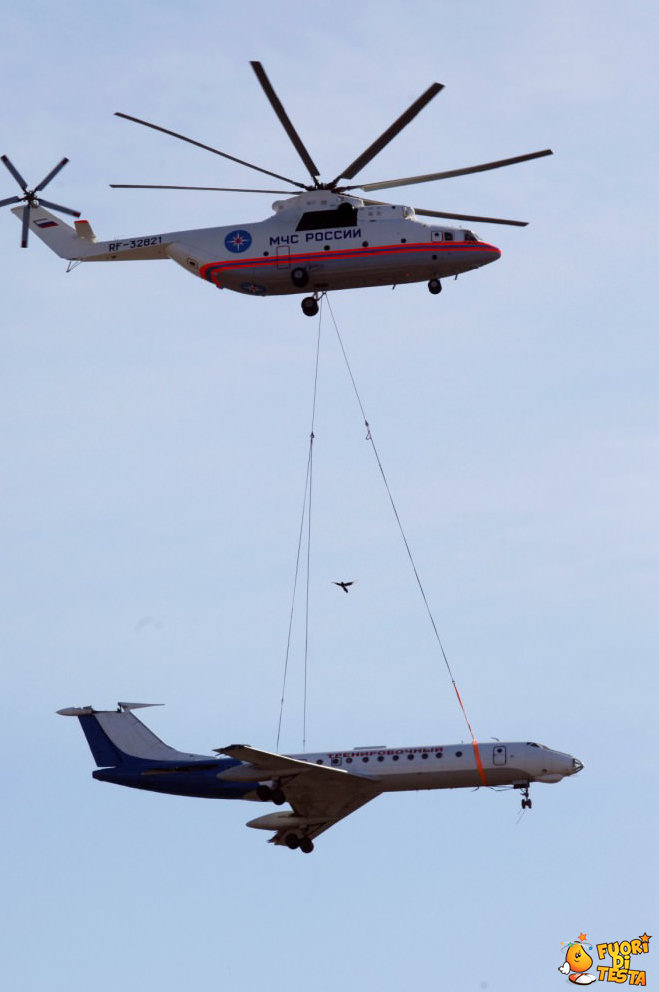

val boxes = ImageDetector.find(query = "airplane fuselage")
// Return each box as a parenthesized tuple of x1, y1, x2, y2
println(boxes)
(93, 738, 581, 800)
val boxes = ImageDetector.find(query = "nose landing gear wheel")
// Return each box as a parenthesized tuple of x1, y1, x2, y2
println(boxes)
(291, 267, 309, 288)
(301, 296, 319, 317)
(519, 784, 532, 810)
(428, 278, 442, 295)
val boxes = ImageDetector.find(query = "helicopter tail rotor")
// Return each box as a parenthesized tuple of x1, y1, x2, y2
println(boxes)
(1, 155, 80, 247)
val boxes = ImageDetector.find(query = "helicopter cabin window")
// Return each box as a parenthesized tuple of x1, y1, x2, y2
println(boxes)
(296, 203, 358, 231)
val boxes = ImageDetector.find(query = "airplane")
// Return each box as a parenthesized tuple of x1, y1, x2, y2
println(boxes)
(2, 63, 553, 316)
(58, 702, 583, 853)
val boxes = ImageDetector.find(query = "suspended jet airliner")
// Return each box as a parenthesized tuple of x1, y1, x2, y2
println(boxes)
(2, 62, 552, 315)
(59, 703, 583, 853)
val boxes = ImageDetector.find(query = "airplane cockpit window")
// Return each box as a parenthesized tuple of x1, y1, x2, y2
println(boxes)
(296, 203, 358, 231)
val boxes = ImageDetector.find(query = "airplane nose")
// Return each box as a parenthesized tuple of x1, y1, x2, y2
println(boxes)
(572, 757, 584, 774)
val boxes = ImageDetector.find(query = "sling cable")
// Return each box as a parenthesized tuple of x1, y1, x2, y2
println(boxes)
(278, 294, 487, 787)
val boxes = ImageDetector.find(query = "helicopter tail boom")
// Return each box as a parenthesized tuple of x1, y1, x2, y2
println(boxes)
(10, 204, 170, 262)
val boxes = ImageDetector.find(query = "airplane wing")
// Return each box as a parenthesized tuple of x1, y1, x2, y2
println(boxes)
(217, 744, 382, 845)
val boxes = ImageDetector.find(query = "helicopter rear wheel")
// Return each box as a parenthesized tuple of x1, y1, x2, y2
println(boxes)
(301, 296, 319, 317)
(428, 278, 442, 295)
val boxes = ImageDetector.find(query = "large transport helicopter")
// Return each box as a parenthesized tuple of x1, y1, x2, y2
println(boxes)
(59, 702, 583, 853)
(2, 63, 552, 316)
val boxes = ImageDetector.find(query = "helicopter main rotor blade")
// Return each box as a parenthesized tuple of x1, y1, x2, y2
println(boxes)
(0, 195, 21, 208)
(332, 82, 443, 185)
(412, 206, 528, 227)
(250, 61, 320, 182)
(36, 197, 81, 217)
(115, 112, 307, 190)
(110, 183, 295, 194)
(21, 205, 30, 247)
(352, 149, 554, 192)
(34, 157, 69, 192)
(1, 154, 28, 191)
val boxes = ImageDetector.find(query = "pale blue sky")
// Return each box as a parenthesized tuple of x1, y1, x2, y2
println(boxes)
(2, 3, 657, 989)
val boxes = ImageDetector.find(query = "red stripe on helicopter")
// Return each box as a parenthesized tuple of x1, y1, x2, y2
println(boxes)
(199, 241, 499, 283)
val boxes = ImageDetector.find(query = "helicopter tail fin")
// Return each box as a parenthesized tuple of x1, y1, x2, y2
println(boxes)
(11, 204, 100, 259)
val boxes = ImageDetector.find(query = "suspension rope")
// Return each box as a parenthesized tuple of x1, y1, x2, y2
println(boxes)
(324, 295, 486, 782)
(276, 305, 322, 751)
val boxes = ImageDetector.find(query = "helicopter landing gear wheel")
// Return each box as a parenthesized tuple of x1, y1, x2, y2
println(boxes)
(291, 267, 309, 288)
(299, 836, 314, 854)
(428, 278, 442, 295)
(285, 833, 300, 850)
(301, 296, 319, 317)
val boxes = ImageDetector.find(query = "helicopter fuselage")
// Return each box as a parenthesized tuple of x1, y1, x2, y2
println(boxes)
(21, 191, 501, 303)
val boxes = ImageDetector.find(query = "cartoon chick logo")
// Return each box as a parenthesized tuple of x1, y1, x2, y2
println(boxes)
(559, 933, 651, 986)
(559, 935, 597, 985)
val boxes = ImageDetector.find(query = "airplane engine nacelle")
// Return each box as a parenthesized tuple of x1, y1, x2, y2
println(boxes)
(246, 812, 326, 831)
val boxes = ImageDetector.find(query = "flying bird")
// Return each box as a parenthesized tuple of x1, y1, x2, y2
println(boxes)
(333, 580, 356, 594)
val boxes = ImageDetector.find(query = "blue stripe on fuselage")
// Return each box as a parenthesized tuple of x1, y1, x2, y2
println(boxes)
(92, 759, 250, 800)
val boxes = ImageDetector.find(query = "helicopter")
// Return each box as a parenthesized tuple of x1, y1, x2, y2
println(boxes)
(1, 62, 552, 316)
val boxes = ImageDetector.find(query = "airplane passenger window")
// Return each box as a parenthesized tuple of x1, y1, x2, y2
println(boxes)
(407, 753, 414, 760)
(377, 756, 384, 762)
(422, 753, 429, 759)
(435, 751, 443, 758)
(456, 751, 463, 757)
(316, 759, 324, 764)
(346, 757, 353, 764)
(392, 755, 399, 761)
(362, 757, 369, 763)
(331, 758, 340, 765)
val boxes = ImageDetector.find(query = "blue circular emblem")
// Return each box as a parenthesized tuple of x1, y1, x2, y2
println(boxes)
(240, 282, 267, 296)
(225, 229, 252, 253)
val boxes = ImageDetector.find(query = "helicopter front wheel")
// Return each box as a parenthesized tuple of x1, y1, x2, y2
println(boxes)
(301, 296, 319, 317)
(428, 278, 442, 295)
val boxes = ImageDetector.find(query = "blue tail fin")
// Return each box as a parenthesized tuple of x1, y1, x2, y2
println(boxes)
(58, 703, 210, 768)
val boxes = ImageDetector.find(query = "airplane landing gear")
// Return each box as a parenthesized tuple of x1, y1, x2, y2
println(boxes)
(428, 278, 442, 295)
(520, 784, 532, 810)
(285, 832, 314, 853)
(256, 784, 286, 805)
(301, 295, 319, 317)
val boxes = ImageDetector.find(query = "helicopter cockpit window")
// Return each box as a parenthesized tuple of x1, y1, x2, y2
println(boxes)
(296, 203, 358, 232)
(463, 230, 478, 242)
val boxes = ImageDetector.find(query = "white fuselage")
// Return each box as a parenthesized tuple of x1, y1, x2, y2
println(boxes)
(52, 191, 501, 298)
(218, 739, 582, 794)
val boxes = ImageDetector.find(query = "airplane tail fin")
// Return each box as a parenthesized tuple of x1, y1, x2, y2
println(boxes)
(57, 703, 207, 768)
(11, 205, 101, 259)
